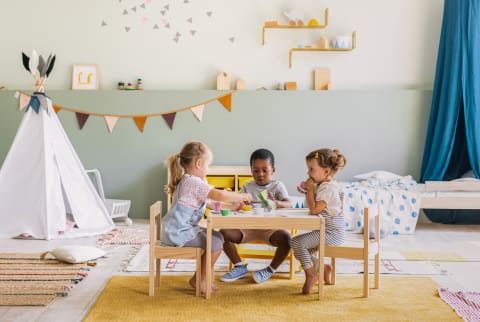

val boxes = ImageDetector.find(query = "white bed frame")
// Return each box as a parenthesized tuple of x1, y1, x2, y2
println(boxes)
(420, 181, 480, 209)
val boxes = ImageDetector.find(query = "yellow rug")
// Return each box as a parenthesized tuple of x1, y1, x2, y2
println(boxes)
(84, 275, 460, 322)
(400, 251, 465, 261)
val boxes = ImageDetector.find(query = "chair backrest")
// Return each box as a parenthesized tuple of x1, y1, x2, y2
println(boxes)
(85, 168, 106, 200)
(150, 201, 162, 247)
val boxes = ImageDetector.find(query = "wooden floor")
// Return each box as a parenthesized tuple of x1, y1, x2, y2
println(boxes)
(1, 219, 480, 322)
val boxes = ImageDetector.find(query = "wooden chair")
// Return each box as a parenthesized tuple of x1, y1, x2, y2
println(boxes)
(148, 201, 202, 297)
(325, 207, 380, 297)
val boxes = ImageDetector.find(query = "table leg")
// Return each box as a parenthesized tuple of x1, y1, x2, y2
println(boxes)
(206, 218, 212, 299)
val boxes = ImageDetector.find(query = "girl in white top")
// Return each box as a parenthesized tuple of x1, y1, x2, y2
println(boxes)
(162, 141, 252, 293)
(291, 148, 346, 295)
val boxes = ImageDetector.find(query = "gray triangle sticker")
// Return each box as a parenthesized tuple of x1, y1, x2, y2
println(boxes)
(165, 23, 170, 28)
(187, 17, 193, 23)
(131, 6, 136, 12)
(153, 24, 159, 29)
(206, 11, 212, 17)
(101, 21, 107, 27)
(123, 9, 128, 15)
(125, 26, 131, 32)
(140, 3, 146, 9)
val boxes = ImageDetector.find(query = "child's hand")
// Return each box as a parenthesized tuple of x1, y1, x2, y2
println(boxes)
(304, 178, 315, 192)
(267, 191, 276, 201)
(297, 181, 307, 194)
(239, 193, 252, 203)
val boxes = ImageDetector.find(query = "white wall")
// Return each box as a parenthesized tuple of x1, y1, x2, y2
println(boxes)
(0, 0, 443, 91)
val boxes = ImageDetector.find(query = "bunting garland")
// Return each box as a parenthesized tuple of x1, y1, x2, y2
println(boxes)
(14, 91, 235, 133)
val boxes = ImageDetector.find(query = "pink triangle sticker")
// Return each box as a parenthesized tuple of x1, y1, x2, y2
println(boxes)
(105, 116, 120, 133)
(19, 93, 30, 110)
(191, 104, 205, 121)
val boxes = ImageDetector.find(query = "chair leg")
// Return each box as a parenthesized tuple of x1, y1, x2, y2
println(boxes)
(331, 257, 336, 285)
(363, 257, 369, 298)
(195, 250, 201, 297)
(374, 253, 380, 289)
(288, 250, 294, 280)
(149, 256, 155, 296)
(156, 258, 161, 286)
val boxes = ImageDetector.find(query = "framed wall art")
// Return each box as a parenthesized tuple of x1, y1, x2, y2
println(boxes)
(72, 64, 99, 90)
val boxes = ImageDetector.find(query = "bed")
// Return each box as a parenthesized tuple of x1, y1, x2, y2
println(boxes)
(341, 172, 480, 235)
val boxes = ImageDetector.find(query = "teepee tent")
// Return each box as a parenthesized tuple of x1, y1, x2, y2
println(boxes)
(0, 51, 114, 239)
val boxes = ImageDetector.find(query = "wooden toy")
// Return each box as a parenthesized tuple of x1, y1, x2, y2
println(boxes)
(317, 36, 330, 49)
(117, 82, 125, 90)
(308, 18, 319, 27)
(236, 79, 246, 90)
(285, 82, 297, 90)
(264, 21, 278, 27)
(216, 72, 230, 90)
(314, 69, 330, 90)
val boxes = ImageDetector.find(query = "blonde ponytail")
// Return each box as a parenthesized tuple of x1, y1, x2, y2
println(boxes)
(165, 153, 184, 195)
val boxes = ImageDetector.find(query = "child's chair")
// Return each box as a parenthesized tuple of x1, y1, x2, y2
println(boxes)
(324, 207, 380, 298)
(148, 201, 202, 297)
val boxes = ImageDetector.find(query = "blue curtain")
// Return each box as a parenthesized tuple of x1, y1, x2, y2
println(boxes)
(420, 0, 480, 182)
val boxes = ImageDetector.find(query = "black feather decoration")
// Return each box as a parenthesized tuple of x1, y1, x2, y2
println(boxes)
(46, 55, 56, 77)
(22, 52, 30, 72)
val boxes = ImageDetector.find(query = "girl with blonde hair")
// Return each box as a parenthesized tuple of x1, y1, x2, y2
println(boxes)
(162, 141, 252, 293)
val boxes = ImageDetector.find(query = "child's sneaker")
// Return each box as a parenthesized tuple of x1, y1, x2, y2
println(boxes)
(220, 264, 248, 282)
(252, 266, 274, 284)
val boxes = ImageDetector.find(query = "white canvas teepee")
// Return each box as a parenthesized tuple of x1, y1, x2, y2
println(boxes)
(0, 51, 114, 240)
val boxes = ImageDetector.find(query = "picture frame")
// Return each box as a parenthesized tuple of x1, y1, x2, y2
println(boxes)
(72, 64, 99, 90)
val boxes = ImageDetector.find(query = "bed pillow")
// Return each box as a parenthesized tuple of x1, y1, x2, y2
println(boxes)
(354, 170, 403, 182)
(49, 245, 106, 264)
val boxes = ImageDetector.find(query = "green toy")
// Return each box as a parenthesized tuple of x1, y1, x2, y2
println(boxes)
(258, 190, 276, 210)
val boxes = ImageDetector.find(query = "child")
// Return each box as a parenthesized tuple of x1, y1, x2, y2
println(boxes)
(161, 141, 252, 293)
(291, 148, 346, 295)
(220, 148, 291, 284)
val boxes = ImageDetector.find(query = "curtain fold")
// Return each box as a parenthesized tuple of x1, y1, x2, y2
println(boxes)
(420, 0, 480, 182)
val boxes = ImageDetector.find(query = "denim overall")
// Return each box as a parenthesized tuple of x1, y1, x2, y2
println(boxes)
(161, 178, 206, 247)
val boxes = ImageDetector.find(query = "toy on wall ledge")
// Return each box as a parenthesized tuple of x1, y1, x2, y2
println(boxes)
(216, 72, 230, 90)
(284, 8, 305, 26)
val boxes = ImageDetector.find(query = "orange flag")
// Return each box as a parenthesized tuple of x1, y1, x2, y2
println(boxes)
(134, 116, 147, 132)
(19, 93, 30, 111)
(218, 93, 232, 112)
(53, 104, 61, 113)
(105, 116, 120, 133)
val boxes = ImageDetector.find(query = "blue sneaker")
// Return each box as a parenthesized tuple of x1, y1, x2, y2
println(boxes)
(220, 264, 248, 282)
(252, 266, 274, 284)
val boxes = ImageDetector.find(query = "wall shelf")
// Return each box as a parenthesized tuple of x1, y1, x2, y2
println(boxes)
(261, 8, 329, 45)
(288, 31, 356, 68)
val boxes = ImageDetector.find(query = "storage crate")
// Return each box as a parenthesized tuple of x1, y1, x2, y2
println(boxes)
(238, 176, 253, 189)
(207, 175, 235, 190)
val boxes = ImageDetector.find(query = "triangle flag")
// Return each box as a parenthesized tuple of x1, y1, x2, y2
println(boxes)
(134, 116, 147, 132)
(162, 112, 176, 130)
(105, 116, 120, 133)
(53, 104, 61, 113)
(75, 112, 90, 130)
(218, 93, 232, 112)
(191, 104, 205, 121)
(19, 93, 30, 111)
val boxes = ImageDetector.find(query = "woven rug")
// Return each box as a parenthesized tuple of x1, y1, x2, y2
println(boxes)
(97, 227, 149, 246)
(439, 288, 480, 322)
(84, 275, 461, 322)
(0, 253, 90, 306)
(400, 251, 465, 261)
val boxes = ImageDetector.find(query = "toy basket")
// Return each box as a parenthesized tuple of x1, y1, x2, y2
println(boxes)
(86, 169, 132, 225)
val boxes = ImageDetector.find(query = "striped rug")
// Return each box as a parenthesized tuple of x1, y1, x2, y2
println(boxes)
(0, 253, 90, 306)
(439, 288, 480, 322)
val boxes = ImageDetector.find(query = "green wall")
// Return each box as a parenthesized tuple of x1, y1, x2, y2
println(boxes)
(0, 90, 431, 218)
